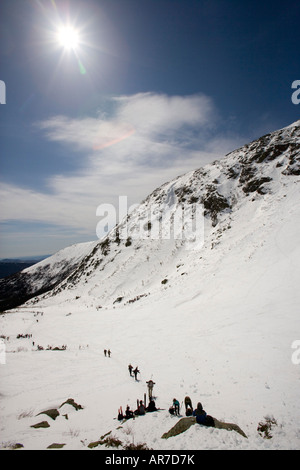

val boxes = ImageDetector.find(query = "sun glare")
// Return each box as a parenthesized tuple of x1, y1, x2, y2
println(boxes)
(57, 26, 80, 50)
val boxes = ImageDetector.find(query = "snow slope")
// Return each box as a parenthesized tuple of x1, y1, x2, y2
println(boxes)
(0, 241, 96, 311)
(0, 121, 299, 450)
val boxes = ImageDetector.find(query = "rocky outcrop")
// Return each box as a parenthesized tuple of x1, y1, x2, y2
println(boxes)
(161, 417, 197, 438)
(161, 416, 247, 439)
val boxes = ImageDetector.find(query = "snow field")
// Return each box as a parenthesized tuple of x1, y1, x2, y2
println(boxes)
(1, 122, 300, 450)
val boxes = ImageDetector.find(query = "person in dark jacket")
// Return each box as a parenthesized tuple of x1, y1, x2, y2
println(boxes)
(133, 367, 140, 381)
(125, 405, 134, 419)
(146, 398, 157, 412)
(193, 402, 215, 427)
(135, 400, 146, 415)
(193, 402, 206, 423)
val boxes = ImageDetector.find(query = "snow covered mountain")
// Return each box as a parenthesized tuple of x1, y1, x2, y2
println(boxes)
(0, 121, 299, 450)
(1, 120, 299, 311)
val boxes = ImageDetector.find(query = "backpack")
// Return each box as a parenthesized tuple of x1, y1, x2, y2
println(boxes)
(204, 415, 215, 427)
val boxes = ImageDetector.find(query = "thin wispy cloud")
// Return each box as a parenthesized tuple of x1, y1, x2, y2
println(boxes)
(38, 92, 217, 158)
(0, 92, 245, 253)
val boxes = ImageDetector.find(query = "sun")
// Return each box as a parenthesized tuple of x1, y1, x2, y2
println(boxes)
(57, 26, 80, 50)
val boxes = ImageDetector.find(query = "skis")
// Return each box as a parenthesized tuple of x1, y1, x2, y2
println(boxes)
(137, 393, 147, 409)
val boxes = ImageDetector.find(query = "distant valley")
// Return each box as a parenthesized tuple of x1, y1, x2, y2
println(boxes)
(0, 256, 50, 279)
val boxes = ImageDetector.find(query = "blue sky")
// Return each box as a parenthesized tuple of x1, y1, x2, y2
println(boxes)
(0, 0, 299, 257)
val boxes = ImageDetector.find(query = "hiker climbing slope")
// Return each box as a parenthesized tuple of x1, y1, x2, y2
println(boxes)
(133, 366, 140, 381)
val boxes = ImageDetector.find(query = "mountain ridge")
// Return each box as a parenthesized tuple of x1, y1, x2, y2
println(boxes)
(0, 121, 299, 450)
(0, 120, 299, 311)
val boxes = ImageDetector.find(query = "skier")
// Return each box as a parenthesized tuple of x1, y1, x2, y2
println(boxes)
(108, 349, 111, 357)
(104, 349, 107, 357)
(128, 364, 133, 376)
(146, 379, 155, 399)
(133, 366, 140, 381)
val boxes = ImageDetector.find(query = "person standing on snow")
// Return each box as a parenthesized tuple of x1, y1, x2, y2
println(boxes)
(133, 366, 140, 381)
(146, 379, 155, 400)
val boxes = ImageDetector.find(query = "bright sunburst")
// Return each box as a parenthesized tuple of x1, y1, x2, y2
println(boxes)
(57, 26, 80, 50)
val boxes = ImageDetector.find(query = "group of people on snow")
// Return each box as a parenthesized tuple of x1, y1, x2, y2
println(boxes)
(128, 363, 140, 381)
(169, 396, 215, 427)
(118, 391, 213, 428)
(169, 396, 191, 416)
(118, 398, 158, 421)
(108, 352, 214, 428)
(117, 373, 158, 420)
